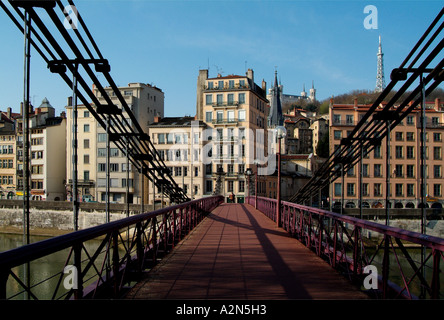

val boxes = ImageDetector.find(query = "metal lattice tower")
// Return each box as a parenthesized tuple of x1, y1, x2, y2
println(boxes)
(375, 35, 386, 93)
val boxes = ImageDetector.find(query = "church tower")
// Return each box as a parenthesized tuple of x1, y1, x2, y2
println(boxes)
(267, 70, 284, 128)
(309, 81, 316, 102)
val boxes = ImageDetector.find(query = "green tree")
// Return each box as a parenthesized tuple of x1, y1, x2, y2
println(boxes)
(316, 133, 329, 158)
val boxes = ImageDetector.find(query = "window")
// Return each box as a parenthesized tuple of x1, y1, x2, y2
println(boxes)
(434, 147, 442, 160)
(434, 165, 442, 178)
(434, 133, 442, 142)
(98, 133, 107, 142)
(406, 165, 415, 178)
(217, 94, 223, 106)
(239, 181, 245, 193)
(406, 132, 415, 141)
(434, 184, 442, 197)
(98, 148, 106, 157)
(158, 133, 165, 144)
(227, 94, 234, 105)
(205, 94, 212, 105)
(374, 145, 381, 158)
(395, 184, 403, 197)
(227, 111, 235, 122)
(217, 111, 223, 123)
(84, 124, 90, 132)
(346, 115, 354, 124)
(238, 93, 245, 104)
(334, 183, 341, 197)
(347, 183, 355, 196)
(84, 154, 90, 164)
(229, 80, 234, 89)
(238, 110, 246, 121)
(227, 181, 234, 192)
(205, 111, 212, 122)
(374, 164, 382, 177)
(395, 146, 403, 159)
(333, 114, 341, 124)
(122, 179, 134, 188)
(374, 183, 382, 197)
(218, 80, 224, 89)
(110, 163, 119, 172)
(406, 116, 414, 125)
(206, 180, 213, 193)
(362, 164, 369, 177)
(395, 164, 403, 178)
(110, 148, 119, 157)
(407, 184, 415, 197)
(406, 146, 414, 159)
(83, 111, 90, 118)
(84, 171, 90, 181)
(395, 132, 403, 141)
(334, 130, 342, 140)
(362, 183, 369, 196)
(207, 82, 213, 89)
(167, 133, 174, 144)
(84, 139, 90, 149)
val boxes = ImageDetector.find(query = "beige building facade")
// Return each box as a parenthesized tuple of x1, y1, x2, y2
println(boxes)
(329, 98, 444, 209)
(196, 69, 271, 202)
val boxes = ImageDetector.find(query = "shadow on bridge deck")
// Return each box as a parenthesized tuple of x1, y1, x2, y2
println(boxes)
(125, 203, 368, 300)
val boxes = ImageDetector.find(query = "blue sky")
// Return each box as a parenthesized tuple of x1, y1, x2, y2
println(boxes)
(0, 0, 442, 117)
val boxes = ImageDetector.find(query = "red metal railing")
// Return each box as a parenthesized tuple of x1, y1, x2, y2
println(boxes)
(0, 196, 223, 300)
(247, 196, 444, 299)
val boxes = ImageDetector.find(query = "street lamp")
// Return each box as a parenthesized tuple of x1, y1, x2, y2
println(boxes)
(245, 168, 253, 204)
(276, 125, 286, 227)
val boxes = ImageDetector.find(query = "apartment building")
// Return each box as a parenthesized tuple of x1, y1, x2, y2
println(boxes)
(0, 126, 16, 199)
(92, 82, 164, 204)
(196, 69, 270, 202)
(65, 102, 98, 202)
(15, 98, 66, 201)
(329, 98, 444, 209)
(147, 116, 209, 205)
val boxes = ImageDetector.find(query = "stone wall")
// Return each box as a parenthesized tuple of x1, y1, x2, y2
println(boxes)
(0, 200, 154, 233)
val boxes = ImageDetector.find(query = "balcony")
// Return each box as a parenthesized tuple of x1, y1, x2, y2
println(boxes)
(332, 120, 355, 127)
(204, 84, 250, 91)
(212, 118, 239, 125)
(426, 121, 444, 129)
(68, 179, 95, 187)
(212, 101, 240, 109)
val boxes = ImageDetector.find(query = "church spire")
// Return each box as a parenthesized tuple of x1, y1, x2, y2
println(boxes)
(267, 70, 284, 128)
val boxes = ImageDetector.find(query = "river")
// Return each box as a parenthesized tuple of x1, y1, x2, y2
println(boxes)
(0, 232, 125, 300)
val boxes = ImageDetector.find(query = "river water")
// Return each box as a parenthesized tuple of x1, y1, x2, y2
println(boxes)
(0, 232, 121, 300)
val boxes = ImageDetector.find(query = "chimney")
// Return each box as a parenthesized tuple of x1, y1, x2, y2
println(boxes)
(154, 116, 161, 123)
(435, 98, 441, 111)
(246, 68, 254, 82)
(67, 96, 73, 107)
(262, 79, 267, 92)
(7, 107, 11, 119)
(354, 98, 358, 108)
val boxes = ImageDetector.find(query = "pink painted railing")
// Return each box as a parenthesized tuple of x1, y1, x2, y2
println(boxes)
(0, 196, 223, 300)
(247, 196, 444, 299)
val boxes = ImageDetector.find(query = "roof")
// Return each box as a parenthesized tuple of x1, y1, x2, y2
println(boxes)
(207, 74, 246, 80)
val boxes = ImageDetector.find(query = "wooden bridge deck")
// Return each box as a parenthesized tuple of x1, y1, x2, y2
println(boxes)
(125, 203, 368, 300)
